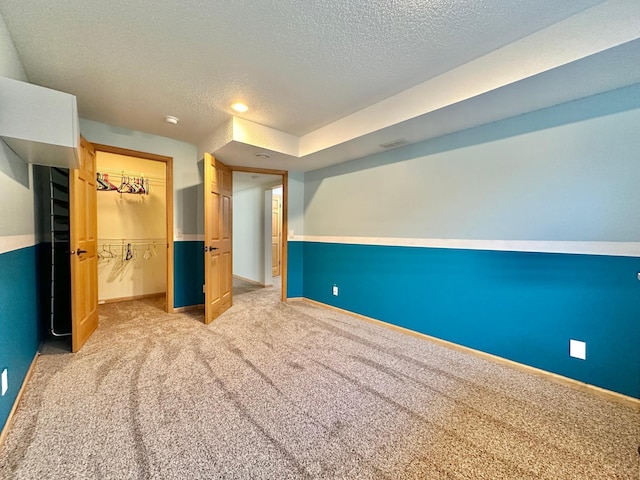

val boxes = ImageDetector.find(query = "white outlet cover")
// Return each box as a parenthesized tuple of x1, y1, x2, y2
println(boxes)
(1, 369, 7, 396)
(569, 340, 586, 360)
(332, 286, 338, 296)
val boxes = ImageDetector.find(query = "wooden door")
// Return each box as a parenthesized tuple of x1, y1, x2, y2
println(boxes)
(271, 193, 282, 277)
(204, 153, 232, 324)
(69, 137, 99, 352)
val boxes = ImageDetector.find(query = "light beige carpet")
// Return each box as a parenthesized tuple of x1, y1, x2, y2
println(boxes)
(1, 279, 639, 479)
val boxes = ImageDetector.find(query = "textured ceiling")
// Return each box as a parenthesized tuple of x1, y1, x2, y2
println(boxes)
(0, 0, 604, 148)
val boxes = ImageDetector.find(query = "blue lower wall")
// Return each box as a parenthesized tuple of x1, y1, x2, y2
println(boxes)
(173, 241, 204, 308)
(287, 241, 304, 298)
(0, 246, 40, 432)
(301, 241, 640, 399)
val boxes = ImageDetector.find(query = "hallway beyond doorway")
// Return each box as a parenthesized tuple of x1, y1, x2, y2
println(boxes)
(233, 275, 281, 297)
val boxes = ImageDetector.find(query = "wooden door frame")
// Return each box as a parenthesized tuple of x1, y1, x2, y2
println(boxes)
(271, 192, 282, 277)
(231, 166, 288, 301)
(91, 143, 175, 313)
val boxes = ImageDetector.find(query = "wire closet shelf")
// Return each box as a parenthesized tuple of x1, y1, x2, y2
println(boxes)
(97, 238, 167, 261)
(97, 167, 166, 184)
(98, 237, 167, 247)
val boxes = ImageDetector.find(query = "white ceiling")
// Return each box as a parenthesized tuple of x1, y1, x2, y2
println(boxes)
(1, 1, 638, 172)
(233, 171, 281, 193)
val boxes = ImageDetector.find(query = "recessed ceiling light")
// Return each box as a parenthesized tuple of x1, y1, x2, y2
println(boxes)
(231, 102, 249, 113)
(164, 115, 179, 125)
(255, 152, 270, 159)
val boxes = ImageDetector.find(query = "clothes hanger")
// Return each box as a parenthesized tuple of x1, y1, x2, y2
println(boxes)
(98, 243, 117, 259)
(143, 243, 152, 260)
(131, 177, 140, 194)
(96, 173, 110, 190)
(117, 174, 127, 193)
(105, 244, 117, 258)
(125, 243, 133, 261)
(102, 173, 118, 191)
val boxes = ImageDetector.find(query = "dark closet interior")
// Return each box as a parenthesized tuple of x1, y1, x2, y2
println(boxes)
(34, 165, 72, 339)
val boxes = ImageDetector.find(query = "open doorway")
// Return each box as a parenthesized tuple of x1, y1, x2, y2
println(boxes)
(93, 144, 174, 313)
(232, 171, 284, 299)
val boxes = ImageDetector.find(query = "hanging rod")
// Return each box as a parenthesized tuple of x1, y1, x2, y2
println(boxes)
(99, 237, 167, 246)
(96, 167, 166, 184)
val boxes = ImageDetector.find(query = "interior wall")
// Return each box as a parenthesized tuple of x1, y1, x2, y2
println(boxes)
(0, 12, 39, 434)
(96, 152, 167, 301)
(286, 171, 304, 297)
(287, 172, 304, 236)
(304, 103, 640, 242)
(0, 13, 33, 244)
(0, 13, 27, 82)
(232, 185, 266, 284)
(298, 88, 640, 399)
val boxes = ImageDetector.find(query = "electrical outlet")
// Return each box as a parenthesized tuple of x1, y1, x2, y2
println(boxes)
(202, 284, 206, 294)
(332, 285, 338, 296)
(569, 339, 586, 360)
(1, 369, 7, 396)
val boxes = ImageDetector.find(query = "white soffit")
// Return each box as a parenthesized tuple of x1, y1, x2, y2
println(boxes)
(204, 1, 640, 172)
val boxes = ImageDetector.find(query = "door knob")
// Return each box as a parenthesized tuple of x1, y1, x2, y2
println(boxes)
(209, 246, 219, 250)
(76, 249, 87, 256)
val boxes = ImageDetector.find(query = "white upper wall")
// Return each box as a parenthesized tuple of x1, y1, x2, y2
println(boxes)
(233, 185, 266, 283)
(0, 142, 33, 240)
(304, 94, 640, 243)
(0, 11, 26, 82)
(0, 10, 33, 245)
(287, 171, 304, 238)
(79, 119, 201, 238)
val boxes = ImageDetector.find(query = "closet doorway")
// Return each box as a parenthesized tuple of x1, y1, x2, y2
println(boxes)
(93, 144, 174, 312)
